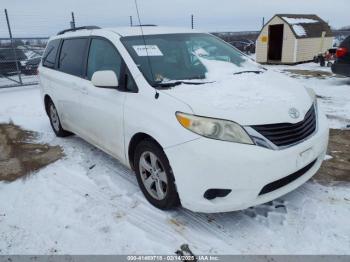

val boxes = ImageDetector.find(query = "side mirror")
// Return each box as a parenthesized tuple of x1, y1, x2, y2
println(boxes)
(91, 70, 119, 88)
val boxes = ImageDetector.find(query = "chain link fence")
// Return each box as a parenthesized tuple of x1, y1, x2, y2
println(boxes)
(0, 38, 48, 88)
(0, 8, 50, 89)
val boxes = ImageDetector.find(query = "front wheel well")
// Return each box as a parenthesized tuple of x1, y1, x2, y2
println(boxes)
(128, 133, 162, 170)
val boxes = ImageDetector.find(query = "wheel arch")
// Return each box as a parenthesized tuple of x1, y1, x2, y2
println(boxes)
(128, 132, 163, 171)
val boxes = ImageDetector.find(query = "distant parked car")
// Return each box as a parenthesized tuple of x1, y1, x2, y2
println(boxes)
(22, 56, 41, 75)
(0, 48, 27, 75)
(230, 40, 255, 54)
(332, 36, 350, 77)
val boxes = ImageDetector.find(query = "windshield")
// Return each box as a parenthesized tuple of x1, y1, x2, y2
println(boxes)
(121, 33, 263, 88)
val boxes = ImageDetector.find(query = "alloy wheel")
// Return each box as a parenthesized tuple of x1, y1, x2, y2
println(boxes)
(50, 104, 60, 132)
(139, 151, 168, 200)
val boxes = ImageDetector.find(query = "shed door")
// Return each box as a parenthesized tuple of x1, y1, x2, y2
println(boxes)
(268, 24, 284, 61)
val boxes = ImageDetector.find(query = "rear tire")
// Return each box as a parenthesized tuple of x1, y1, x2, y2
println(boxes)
(47, 100, 72, 137)
(134, 139, 180, 210)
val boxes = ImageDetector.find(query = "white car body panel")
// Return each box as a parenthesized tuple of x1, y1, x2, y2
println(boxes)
(165, 109, 329, 212)
(162, 70, 313, 125)
(38, 26, 329, 213)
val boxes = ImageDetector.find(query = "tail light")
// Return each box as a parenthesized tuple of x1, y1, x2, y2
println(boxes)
(336, 47, 348, 58)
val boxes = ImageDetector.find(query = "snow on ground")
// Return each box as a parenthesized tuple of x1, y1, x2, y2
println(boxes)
(304, 77, 350, 128)
(0, 67, 350, 254)
(0, 75, 38, 88)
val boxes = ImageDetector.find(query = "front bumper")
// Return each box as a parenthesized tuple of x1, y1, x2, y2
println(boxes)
(165, 110, 329, 213)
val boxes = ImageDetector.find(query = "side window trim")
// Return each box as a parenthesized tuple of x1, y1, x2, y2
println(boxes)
(54, 39, 63, 70)
(119, 61, 138, 93)
(84, 38, 93, 79)
(86, 36, 138, 93)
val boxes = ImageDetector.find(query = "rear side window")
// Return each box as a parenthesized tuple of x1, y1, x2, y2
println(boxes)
(42, 39, 60, 68)
(87, 38, 122, 80)
(58, 38, 88, 77)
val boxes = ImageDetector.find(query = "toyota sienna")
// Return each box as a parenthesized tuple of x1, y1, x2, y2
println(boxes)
(39, 26, 329, 213)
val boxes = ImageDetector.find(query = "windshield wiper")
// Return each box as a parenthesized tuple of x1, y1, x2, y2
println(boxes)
(154, 80, 213, 88)
(233, 70, 264, 75)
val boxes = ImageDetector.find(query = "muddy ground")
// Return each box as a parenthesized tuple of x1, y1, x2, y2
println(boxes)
(0, 123, 63, 182)
(283, 69, 335, 79)
(0, 123, 348, 184)
(314, 129, 350, 184)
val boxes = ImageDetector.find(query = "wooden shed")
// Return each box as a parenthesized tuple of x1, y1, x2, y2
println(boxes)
(256, 14, 334, 64)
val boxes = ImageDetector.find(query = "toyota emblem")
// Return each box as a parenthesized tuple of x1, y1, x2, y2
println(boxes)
(289, 108, 300, 119)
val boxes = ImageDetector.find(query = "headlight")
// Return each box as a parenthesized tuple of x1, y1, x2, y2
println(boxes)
(176, 112, 254, 144)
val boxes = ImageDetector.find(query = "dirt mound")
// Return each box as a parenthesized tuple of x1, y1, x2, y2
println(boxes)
(283, 69, 335, 79)
(314, 129, 350, 184)
(0, 123, 63, 181)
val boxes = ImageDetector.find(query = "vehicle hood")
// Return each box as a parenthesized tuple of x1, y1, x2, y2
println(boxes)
(161, 70, 314, 126)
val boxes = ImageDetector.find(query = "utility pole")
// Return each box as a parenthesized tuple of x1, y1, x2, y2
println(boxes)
(4, 9, 22, 85)
(191, 14, 194, 29)
(262, 17, 265, 29)
(130, 16, 133, 27)
(70, 12, 76, 29)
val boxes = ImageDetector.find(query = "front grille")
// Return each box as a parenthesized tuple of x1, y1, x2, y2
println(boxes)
(258, 159, 317, 195)
(251, 105, 316, 147)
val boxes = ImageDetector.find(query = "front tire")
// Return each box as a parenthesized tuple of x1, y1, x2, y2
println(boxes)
(134, 139, 180, 210)
(48, 100, 72, 137)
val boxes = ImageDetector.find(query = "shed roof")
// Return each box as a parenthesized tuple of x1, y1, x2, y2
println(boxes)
(275, 14, 333, 39)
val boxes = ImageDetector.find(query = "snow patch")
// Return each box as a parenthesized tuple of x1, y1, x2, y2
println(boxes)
(282, 17, 319, 25)
(324, 155, 333, 161)
(292, 24, 307, 37)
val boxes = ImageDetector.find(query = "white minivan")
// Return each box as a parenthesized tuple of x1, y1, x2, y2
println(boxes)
(39, 26, 329, 213)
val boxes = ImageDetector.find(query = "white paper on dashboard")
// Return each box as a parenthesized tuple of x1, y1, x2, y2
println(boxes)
(133, 45, 164, 56)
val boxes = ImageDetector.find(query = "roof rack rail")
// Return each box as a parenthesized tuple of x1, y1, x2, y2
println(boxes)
(57, 26, 101, 35)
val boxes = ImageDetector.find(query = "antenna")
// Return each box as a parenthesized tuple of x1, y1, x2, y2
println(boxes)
(134, 0, 157, 95)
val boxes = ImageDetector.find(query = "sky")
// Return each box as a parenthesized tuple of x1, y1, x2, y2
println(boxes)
(0, 0, 349, 37)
